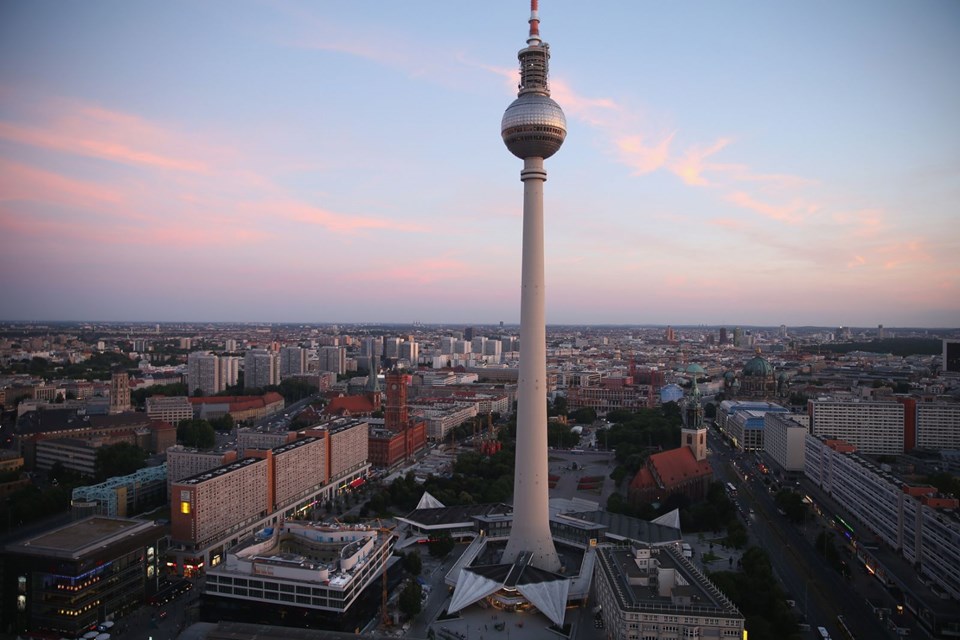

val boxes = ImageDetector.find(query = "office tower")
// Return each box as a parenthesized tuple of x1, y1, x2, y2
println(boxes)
(499, 0, 566, 573)
(464, 327, 475, 341)
(188, 351, 221, 396)
(319, 346, 346, 375)
(719, 327, 728, 345)
(244, 349, 278, 390)
(664, 326, 676, 342)
(779, 324, 788, 338)
(109, 372, 131, 414)
(279, 346, 307, 377)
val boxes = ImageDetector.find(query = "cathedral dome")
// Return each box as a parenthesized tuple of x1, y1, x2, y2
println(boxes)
(743, 354, 774, 377)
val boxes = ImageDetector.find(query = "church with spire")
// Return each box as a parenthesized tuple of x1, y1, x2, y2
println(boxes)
(628, 363, 713, 505)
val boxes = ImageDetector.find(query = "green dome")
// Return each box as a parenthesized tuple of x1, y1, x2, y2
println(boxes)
(743, 354, 774, 377)
(686, 363, 706, 375)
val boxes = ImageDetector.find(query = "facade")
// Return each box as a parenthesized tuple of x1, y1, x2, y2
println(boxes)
(738, 352, 776, 398)
(189, 392, 285, 422)
(166, 445, 238, 498)
(565, 377, 655, 416)
(1, 517, 166, 638)
(763, 412, 807, 474)
(945, 339, 960, 373)
(204, 521, 393, 619)
(368, 422, 427, 469)
(808, 398, 906, 455)
(188, 352, 221, 396)
(146, 395, 194, 425)
(916, 402, 960, 450)
(716, 400, 787, 450)
(35, 437, 100, 476)
(279, 346, 307, 378)
(319, 346, 346, 375)
(593, 544, 744, 640)
(804, 435, 960, 603)
(109, 372, 131, 414)
(244, 349, 278, 389)
(71, 465, 167, 518)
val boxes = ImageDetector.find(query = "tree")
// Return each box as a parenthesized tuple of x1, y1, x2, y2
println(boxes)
(209, 413, 235, 432)
(427, 531, 455, 559)
(177, 419, 216, 449)
(94, 442, 148, 481)
(569, 407, 597, 424)
(402, 550, 423, 576)
(398, 580, 422, 619)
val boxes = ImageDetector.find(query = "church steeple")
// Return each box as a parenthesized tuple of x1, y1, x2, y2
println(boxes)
(682, 363, 707, 462)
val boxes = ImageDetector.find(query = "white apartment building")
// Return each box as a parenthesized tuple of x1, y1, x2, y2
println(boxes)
(804, 435, 960, 601)
(383, 337, 402, 359)
(188, 351, 220, 396)
(763, 413, 808, 474)
(146, 396, 194, 425)
(809, 398, 905, 455)
(916, 402, 960, 450)
(219, 356, 239, 388)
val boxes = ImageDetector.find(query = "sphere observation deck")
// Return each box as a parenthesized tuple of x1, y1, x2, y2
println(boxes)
(501, 94, 566, 160)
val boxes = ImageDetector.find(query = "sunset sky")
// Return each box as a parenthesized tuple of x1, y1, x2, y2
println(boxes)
(1, 1, 958, 327)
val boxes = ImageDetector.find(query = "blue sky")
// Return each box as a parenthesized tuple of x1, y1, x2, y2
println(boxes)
(1, 1, 958, 326)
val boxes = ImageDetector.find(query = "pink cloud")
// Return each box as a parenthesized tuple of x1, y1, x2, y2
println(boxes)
(669, 138, 731, 186)
(724, 191, 820, 224)
(0, 159, 124, 209)
(243, 200, 424, 235)
(614, 132, 675, 175)
(0, 117, 208, 173)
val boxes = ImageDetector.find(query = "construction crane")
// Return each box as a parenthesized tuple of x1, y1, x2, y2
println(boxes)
(375, 518, 397, 626)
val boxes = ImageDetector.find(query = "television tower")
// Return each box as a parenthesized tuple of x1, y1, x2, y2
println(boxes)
(500, 0, 566, 573)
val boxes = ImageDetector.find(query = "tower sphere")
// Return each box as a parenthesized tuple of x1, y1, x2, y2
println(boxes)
(501, 93, 566, 159)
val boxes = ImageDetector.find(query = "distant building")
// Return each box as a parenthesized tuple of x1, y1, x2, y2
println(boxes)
(244, 349, 278, 389)
(716, 400, 788, 451)
(188, 351, 221, 395)
(109, 372, 131, 414)
(189, 392, 284, 422)
(566, 376, 655, 416)
(71, 465, 167, 518)
(763, 412, 807, 475)
(279, 346, 307, 378)
(146, 395, 194, 425)
(319, 346, 346, 375)
(944, 339, 960, 373)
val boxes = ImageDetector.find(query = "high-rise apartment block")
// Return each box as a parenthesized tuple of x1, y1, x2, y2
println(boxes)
(279, 346, 307, 378)
(399, 340, 419, 363)
(244, 349, 278, 390)
(383, 337, 402, 359)
(808, 398, 907, 455)
(763, 412, 807, 474)
(319, 346, 346, 375)
(188, 351, 221, 396)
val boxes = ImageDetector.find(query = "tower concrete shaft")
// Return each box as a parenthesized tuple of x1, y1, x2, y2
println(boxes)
(501, 156, 560, 572)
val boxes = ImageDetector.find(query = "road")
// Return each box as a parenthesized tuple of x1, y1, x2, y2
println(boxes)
(707, 428, 895, 640)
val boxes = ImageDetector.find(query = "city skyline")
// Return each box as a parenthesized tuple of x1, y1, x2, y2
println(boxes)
(1, 1, 958, 327)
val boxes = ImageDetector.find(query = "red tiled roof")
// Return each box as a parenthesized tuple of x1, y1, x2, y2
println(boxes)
(325, 395, 375, 416)
(148, 420, 175, 431)
(648, 447, 712, 488)
(629, 466, 657, 491)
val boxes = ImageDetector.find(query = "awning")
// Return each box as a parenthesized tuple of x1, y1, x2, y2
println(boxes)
(349, 478, 365, 488)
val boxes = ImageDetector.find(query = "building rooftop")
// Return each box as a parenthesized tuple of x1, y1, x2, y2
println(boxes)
(176, 456, 263, 485)
(9, 516, 157, 559)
